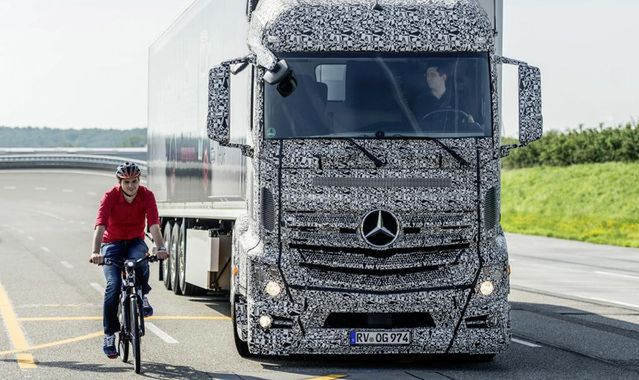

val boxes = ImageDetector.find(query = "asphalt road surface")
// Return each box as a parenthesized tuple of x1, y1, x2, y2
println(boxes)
(0, 169, 638, 379)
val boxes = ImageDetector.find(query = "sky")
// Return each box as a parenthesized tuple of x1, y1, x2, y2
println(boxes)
(0, 0, 637, 134)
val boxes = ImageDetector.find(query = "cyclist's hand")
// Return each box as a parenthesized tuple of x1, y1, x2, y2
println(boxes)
(89, 253, 104, 265)
(157, 248, 168, 260)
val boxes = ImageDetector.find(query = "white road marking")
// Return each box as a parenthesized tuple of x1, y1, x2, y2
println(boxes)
(3, 186, 16, 190)
(62, 189, 73, 193)
(41, 246, 51, 253)
(27, 236, 34, 241)
(32, 210, 65, 221)
(145, 322, 179, 344)
(34, 187, 47, 191)
(586, 297, 639, 309)
(594, 271, 639, 281)
(87, 192, 97, 196)
(17, 229, 25, 234)
(60, 261, 73, 269)
(90, 282, 105, 295)
(512, 338, 541, 348)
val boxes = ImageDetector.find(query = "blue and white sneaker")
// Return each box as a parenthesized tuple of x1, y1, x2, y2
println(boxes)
(142, 296, 154, 317)
(103, 334, 118, 359)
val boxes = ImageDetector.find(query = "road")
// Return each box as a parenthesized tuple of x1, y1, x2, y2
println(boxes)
(0, 170, 638, 379)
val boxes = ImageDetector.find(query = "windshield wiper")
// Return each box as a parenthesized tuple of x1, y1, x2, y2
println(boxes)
(424, 137, 469, 167)
(344, 138, 386, 168)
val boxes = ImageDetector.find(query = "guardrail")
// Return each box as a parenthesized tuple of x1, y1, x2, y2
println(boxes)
(0, 154, 148, 173)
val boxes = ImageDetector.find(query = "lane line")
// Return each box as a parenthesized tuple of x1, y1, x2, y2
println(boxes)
(41, 246, 51, 253)
(27, 236, 34, 241)
(90, 283, 104, 295)
(594, 270, 639, 281)
(585, 297, 639, 309)
(3, 186, 16, 190)
(34, 187, 47, 191)
(145, 322, 179, 344)
(62, 189, 73, 193)
(60, 261, 73, 269)
(31, 210, 65, 221)
(17, 315, 230, 321)
(512, 338, 541, 348)
(305, 375, 347, 380)
(87, 192, 97, 196)
(0, 282, 37, 368)
(0, 331, 103, 356)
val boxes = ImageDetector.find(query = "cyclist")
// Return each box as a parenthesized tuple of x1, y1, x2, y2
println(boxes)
(89, 162, 168, 359)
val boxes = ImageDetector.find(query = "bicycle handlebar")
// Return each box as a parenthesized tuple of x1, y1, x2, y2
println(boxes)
(102, 255, 162, 268)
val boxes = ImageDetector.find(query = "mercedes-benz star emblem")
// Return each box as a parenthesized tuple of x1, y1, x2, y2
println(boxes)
(361, 209, 399, 248)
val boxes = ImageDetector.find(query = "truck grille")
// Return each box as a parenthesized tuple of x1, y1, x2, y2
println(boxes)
(282, 211, 477, 291)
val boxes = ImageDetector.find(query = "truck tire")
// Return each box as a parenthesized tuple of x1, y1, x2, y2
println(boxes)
(163, 222, 173, 290)
(170, 222, 181, 294)
(232, 305, 251, 357)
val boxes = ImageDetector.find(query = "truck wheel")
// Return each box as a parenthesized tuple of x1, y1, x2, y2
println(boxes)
(163, 222, 172, 290)
(170, 222, 181, 294)
(232, 305, 251, 357)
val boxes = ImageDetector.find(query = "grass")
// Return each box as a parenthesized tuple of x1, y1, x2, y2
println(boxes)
(501, 162, 639, 248)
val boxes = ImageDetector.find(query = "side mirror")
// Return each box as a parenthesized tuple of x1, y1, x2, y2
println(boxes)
(497, 56, 543, 156)
(518, 65, 543, 146)
(207, 60, 254, 157)
(207, 64, 231, 145)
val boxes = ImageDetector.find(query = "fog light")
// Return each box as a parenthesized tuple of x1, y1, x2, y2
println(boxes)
(264, 281, 282, 297)
(479, 280, 494, 296)
(259, 315, 272, 329)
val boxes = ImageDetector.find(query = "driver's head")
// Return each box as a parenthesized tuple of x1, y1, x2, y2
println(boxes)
(425, 65, 449, 92)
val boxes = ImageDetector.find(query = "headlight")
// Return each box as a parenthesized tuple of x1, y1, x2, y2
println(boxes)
(479, 280, 494, 296)
(264, 281, 283, 297)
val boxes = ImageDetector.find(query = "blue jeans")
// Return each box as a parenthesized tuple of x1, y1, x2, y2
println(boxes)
(101, 238, 151, 335)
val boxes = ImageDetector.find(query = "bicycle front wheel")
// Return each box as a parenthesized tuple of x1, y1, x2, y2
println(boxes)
(130, 295, 142, 374)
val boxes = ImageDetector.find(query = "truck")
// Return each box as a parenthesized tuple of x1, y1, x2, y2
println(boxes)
(147, 0, 542, 357)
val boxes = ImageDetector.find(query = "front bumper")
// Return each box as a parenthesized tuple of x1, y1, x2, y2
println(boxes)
(242, 287, 510, 355)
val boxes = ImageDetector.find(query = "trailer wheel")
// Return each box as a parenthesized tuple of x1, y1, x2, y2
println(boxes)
(163, 222, 173, 290)
(170, 222, 181, 294)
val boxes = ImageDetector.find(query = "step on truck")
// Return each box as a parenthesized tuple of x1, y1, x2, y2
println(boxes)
(147, 0, 542, 357)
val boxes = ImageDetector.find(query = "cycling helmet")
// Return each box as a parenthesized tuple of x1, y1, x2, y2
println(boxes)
(115, 162, 141, 179)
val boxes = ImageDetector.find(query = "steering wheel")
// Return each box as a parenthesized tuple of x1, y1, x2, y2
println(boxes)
(421, 108, 474, 123)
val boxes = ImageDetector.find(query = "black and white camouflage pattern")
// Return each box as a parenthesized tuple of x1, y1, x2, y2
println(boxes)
(223, 0, 540, 356)
(518, 65, 543, 145)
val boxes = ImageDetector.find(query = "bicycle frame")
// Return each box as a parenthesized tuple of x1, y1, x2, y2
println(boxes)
(104, 255, 160, 373)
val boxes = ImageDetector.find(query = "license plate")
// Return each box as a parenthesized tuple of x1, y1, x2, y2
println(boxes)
(349, 331, 411, 345)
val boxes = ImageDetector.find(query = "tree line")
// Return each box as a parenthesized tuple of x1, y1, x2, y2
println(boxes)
(0, 127, 147, 148)
(502, 122, 639, 169)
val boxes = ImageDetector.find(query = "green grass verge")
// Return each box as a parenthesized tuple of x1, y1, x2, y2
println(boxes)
(501, 162, 639, 248)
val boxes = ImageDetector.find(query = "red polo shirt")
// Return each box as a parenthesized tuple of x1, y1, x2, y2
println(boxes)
(95, 185, 160, 243)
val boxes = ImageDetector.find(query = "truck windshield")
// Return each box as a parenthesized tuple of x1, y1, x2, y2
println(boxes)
(264, 53, 492, 139)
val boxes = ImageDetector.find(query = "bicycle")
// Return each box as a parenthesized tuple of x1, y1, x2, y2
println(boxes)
(103, 254, 161, 374)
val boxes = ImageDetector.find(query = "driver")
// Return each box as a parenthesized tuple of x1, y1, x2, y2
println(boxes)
(411, 64, 474, 124)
